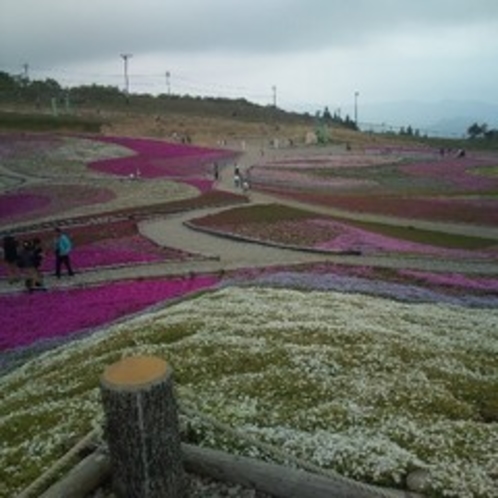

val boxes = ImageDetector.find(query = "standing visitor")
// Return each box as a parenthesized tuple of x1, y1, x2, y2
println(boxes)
(54, 227, 74, 278)
(2, 233, 19, 283)
(31, 237, 45, 290)
(234, 164, 241, 188)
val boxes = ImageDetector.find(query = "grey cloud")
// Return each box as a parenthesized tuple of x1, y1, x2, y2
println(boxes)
(1, 0, 498, 68)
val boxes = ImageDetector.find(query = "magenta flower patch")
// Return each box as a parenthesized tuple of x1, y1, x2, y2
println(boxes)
(0, 193, 51, 220)
(89, 136, 235, 181)
(40, 235, 166, 271)
(0, 184, 115, 223)
(398, 270, 498, 292)
(251, 148, 498, 225)
(401, 156, 498, 192)
(0, 223, 190, 278)
(0, 275, 219, 351)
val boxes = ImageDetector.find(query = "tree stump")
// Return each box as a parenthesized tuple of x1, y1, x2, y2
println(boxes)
(100, 355, 185, 498)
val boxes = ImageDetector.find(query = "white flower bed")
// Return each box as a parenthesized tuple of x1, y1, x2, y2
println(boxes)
(1, 287, 497, 497)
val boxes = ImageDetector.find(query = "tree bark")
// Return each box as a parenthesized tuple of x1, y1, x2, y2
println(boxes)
(100, 355, 185, 498)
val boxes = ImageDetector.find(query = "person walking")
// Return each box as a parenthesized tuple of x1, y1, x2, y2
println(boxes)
(2, 233, 19, 283)
(16, 240, 37, 291)
(54, 227, 74, 278)
(234, 164, 241, 188)
(31, 237, 45, 289)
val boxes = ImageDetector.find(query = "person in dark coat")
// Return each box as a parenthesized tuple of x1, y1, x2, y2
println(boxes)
(3, 234, 19, 283)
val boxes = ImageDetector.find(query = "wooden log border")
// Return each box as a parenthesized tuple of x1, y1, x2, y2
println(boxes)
(40, 443, 425, 498)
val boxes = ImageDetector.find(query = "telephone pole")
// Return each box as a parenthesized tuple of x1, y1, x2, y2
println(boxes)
(165, 71, 171, 95)
(272, 85, 277, 108)
(120, 53, 132, 101)
(354, 91, 359, 126)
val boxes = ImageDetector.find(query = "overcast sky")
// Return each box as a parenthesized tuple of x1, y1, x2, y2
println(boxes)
(1, 0, 498, 121)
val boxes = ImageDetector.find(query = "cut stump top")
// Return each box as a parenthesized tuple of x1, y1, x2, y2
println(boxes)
(101, 355, 169, 390)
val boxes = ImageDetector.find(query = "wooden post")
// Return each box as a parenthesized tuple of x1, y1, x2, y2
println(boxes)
(100, 355, 185, 498)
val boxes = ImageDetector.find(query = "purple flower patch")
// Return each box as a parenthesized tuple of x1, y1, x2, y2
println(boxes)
(401, 156, 498, 192)
(1, 222, 191, 277)
(0, 193, 51, 220)
(0, 184, 116, 224)
(0, 275, 219, 351)
(89, 136, 236, 181)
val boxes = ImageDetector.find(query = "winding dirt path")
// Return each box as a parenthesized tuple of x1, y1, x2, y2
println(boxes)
(139, 144, 498, 276)
(1, 143, 497, 297)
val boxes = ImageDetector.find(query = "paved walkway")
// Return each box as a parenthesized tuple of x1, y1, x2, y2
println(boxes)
(2, 144, 497, 296)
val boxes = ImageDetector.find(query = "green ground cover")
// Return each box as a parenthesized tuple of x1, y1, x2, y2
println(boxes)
(1, 286, 497, 498)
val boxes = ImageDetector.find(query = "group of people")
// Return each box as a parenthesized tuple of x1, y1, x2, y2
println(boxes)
(2, 227, 74, 292)
(212, 161, 250, 193)
(234, 164, 250, 193)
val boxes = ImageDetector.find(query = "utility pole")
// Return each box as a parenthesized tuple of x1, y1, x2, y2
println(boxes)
(354, 91, 359, 127)
(165, 71, 171, 95)
(272, 85, 277, 108)
(120, 53, 132, 102)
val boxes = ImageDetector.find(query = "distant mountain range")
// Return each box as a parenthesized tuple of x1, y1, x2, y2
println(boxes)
(357, 100, 498, 138)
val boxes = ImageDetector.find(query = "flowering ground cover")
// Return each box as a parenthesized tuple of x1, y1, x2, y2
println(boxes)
(262, 189, 498, 226)
(0, 133, 235, 226)
(401, 156, 498, 192)
(250, 148, 498, 226)
(1, 284, 496, 497)
(0, 219, 193, 278)
(0, 184, 116, 225)
(0, 192, 51, 220)
(188, 204, 498, 259)
(0, 274, 219, 352)
(0, 133, 132, 179)
(90, 136, 237, 186)
(2, 136, 498, 498)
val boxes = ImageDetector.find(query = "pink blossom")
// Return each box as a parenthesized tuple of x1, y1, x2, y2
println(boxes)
(0, 193, 50, 220)
(0, 185, 115, 223)
(398, 270, 498, 292)
(401, 156, 498, 191)
(0, 275, 219, 351)
(89, 136, 236, 181)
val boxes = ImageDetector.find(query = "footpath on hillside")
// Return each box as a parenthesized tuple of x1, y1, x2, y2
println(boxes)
(1, 144, 498, 296)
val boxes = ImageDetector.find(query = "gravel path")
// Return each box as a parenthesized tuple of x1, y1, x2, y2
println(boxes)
(2, 144, 497, 297)
(137, 146, 498, 277)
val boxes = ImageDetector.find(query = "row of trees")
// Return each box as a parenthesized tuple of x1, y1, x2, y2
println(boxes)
(0, 71, 311, 125)
(320, 106, 358, 131)
(467, 122, 498, 140)
(0, 70, 133, 106)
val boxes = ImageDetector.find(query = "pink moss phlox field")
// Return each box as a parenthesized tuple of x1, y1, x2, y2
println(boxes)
(398, 269, 498, 292)
(0, 193, 51, 220)
(401, 156, 498, 191)
(39, 235, 167, 272)
(0, 184, 116, 223)
(0, 133, 63, 160)
(0, 221, 191, 277)
(0, 275, 219, 351)
(249, 166, 375, 190)
(250, 153, 395, 190)
(190, 215, 497, 259)
(89, 136, 235, 180)
(267, 154, 395, 169)
(310, 219, 497, 259)
(262, 188, 498, 226)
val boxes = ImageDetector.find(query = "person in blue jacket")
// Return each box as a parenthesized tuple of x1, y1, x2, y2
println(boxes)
(54, 227, 74, 278)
